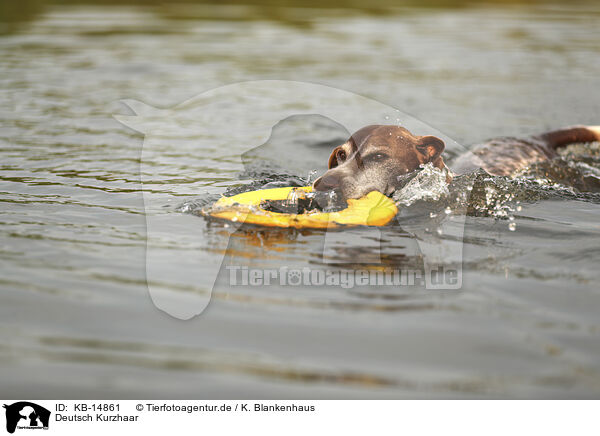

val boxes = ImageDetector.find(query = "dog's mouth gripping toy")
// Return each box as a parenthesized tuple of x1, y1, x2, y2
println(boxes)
(201, 186, 398, 229)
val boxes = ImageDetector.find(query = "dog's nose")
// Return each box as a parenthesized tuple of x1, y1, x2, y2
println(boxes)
(313, 173, 340, 191)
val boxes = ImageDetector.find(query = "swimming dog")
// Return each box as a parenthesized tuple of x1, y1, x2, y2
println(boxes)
(312, 124, 600, 199)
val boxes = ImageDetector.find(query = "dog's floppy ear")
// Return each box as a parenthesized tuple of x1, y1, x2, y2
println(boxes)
(328, 145, 347, 169)
(416, 135, 445, 161)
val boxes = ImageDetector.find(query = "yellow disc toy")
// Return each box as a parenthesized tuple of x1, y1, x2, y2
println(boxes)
(201, 186, 398, 229)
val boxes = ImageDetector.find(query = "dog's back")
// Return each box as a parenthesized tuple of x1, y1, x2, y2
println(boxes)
(452, 125, 600, 176)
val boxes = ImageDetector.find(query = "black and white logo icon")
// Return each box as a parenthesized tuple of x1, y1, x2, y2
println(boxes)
(3, 402, 50, 434)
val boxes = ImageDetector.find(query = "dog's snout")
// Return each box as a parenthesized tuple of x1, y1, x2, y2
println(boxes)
(313, 173, 340, 191)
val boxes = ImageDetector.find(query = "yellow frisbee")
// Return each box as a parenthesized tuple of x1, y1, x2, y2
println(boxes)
(201, 186, 398, 229)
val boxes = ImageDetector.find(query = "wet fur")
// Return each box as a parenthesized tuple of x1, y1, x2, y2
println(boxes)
(313, 125, 600, 199)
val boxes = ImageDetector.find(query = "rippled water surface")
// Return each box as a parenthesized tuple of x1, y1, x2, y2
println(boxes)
(2, 1, 600, 398)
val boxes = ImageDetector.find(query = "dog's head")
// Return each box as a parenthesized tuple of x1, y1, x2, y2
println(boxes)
(313, 125, 446, 199)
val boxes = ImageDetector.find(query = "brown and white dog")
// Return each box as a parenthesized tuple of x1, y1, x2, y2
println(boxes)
(312, 124, 600, 200)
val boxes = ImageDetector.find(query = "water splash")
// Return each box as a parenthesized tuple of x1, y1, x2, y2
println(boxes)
(305, 169, 318, 185)
(392, 163, 450, 207)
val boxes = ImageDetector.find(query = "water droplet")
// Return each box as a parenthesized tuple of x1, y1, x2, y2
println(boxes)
(508, 222, 516, 231)
(306, 169, 317, 184)
(429, 212, 437, 218)
(444, 207, 452, 215)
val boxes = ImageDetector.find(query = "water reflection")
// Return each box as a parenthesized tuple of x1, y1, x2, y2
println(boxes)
(3, 0, 595, 35)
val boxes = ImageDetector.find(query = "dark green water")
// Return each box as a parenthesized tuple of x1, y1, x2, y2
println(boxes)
(1, 1, 600, 398)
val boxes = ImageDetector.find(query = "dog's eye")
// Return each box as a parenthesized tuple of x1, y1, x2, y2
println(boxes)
(363, 153, 387, 163)
(336, 150, 347, 163)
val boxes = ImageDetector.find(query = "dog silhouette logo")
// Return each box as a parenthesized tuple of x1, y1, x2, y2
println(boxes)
(3, 402, 50, 433)
(114, 80, 472, 319)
